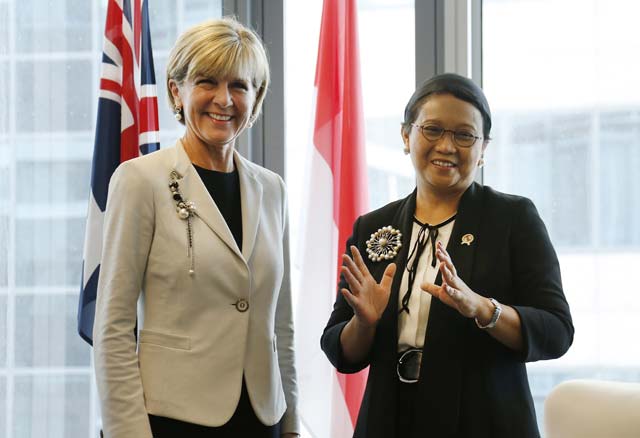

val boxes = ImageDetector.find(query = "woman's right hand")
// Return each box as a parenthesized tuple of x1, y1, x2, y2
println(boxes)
(340, 245, 397, 327)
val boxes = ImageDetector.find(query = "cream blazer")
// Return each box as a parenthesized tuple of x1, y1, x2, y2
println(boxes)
(93, 141, 299, 438)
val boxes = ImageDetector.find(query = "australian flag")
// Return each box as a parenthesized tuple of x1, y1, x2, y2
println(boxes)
(78, 0, 160, 345)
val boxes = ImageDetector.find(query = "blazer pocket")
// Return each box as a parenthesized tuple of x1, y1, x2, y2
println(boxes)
(139, 329, 191, 351)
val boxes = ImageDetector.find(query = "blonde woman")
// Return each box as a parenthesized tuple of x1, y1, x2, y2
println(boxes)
(94, 18, 299, 438)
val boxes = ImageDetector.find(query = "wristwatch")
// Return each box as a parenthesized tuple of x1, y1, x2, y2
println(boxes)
(475, 298, 502, 329)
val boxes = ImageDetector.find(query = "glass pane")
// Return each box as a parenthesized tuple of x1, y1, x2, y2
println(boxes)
(0, 3, 7, 54)
(360, 0, 415, 210)
(182, 0, 223, 29)
(483, 0, 640, 432)
(0, 376, 5, 434)
(14, 294, 90, 367)
(16, 0, 91, 53)
(16, 160, 90, 204)
(13, 374, 90, 438)
(0, 62, 8, 135)
(599, 110, 640, 247)
(0, 160, 7, 202)
(0, 295, 6, 366)
(16, 61, 93, 133)
(148, 0, 178, 51)
(0, 216, 7, 287)
(15, 218, 84, 288)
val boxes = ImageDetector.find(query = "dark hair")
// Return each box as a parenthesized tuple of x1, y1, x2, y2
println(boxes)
(402, 73, 492, 139)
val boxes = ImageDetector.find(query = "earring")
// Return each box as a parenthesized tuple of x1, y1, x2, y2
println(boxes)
(403, 146, 410, 155)
(478, 156, 485, 168)
(174, 104, 183, 121)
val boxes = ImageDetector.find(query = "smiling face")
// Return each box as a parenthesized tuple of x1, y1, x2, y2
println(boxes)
(402, 93, 487, 198)
(170, 76, 256, 150)
(165, 18, 270, 156)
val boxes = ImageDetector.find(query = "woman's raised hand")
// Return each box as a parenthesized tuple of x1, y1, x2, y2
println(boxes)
(340, 245, 397, 328)
(421, 241, 483, 318)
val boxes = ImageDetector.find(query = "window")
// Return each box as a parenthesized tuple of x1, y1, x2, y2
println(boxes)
(285, 0, 415, 255)
(483, 0, 640, 432)
(0, 1, 222, 436)
(359, 0, 415, 209)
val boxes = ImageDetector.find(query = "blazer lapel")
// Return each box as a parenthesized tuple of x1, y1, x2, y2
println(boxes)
(425, 183, 482, 338)
(446, 182, 482, 287)
(387, 190, 417, 315)
(234, 151, 263, 261)
(374, 191, 417, 359)
(172, 141, 244, 261)
(419, 183, 484, 349)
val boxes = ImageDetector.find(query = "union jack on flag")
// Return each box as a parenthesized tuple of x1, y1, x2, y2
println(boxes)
(78, 0, 160, 345)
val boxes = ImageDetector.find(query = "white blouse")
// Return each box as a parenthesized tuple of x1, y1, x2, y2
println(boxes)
(397, 217, 455, 352)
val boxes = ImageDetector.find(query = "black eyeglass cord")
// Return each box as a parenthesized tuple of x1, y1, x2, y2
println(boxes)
(399, 215, 456, 315)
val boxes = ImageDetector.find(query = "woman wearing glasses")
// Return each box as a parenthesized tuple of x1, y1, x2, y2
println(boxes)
(321, 73, 573, 438)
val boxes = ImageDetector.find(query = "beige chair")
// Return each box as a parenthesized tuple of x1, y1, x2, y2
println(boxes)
(544, 379, 640, 438)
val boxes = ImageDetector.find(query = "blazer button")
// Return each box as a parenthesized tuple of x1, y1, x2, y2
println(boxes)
(234, 299, 249, 313)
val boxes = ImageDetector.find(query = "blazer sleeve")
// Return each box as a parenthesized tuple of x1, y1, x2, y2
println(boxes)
(93, 161, 154, 438)
(274, 177, 301, 434)
(320, 216, 372, 374)
(510, 197, 574, 362)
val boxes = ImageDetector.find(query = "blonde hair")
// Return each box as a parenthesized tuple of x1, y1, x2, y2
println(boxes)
(166, 17, 270, 124)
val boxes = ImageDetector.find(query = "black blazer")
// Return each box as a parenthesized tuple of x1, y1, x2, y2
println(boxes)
(321, 183, 574, 438)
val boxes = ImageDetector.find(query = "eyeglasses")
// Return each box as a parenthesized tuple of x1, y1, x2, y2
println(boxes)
(410, 123, 483, 148)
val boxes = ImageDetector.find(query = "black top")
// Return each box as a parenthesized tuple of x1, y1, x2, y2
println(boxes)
(194, 164, 243, 250)
(321, 183, 573, 438)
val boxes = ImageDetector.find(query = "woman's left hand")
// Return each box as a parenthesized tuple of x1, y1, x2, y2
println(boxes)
(421, 241, 486, 319)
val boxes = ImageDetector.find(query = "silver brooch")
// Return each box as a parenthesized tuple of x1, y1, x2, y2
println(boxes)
(366, 226, 402, 261)
(169, 171, 196, 219)
(169, 171, 197, 275)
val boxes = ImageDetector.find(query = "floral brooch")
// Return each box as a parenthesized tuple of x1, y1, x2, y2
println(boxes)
(169, 171, 196, 219)
(169, 171, 197, 275)
(366, 226, 402, 261)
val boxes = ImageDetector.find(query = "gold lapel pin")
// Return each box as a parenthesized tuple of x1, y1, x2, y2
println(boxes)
(461, 233, 474, 246)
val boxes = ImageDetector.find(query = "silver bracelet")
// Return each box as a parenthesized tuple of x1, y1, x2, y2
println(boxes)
(475, 298, 502, 329)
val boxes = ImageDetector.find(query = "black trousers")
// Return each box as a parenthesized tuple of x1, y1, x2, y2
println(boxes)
(148, 379, 281, 438)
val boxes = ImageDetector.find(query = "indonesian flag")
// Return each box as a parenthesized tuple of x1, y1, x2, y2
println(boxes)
(296, 0, 368, 436)
(77, 0, 159, 345)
